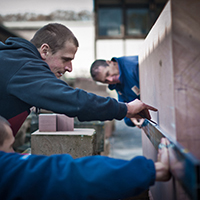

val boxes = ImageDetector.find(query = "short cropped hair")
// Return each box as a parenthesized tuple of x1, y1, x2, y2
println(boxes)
(0, 116, 11, 146)
(30, 23, 79, 54)
(90, 59, 108, 81)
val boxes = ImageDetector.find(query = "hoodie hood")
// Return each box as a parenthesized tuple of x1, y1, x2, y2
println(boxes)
(0, 37, 41, 58)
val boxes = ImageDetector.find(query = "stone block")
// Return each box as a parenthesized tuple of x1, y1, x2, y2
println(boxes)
(39, 114, 57, 132)
(74, 118, 105, 154)
(39, 113, 74, 132)
(31, 128, 97, 158)
(57, 114, 74, 131)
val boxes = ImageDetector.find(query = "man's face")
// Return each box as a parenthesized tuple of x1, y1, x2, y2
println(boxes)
(42, 41, 78, 78)
(96, 61, 120, 84)
(0, 125, 15, 153)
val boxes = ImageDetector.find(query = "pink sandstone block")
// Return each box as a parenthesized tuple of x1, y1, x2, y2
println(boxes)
(39, 113, 74, 132)
(39, 114, 57, 132)
(57, 114, 74, 131)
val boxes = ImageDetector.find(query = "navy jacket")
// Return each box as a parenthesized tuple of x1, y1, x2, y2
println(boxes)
(109, 56, 140, 126)
(0, 151, 155, 200)
(0, 38, 127, 135)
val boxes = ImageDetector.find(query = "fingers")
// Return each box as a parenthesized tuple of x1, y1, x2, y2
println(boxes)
(131, 118, 139, 125)
(139, 104, 157, 119)
(158, 138, 167, 149)
(125, 99, 157, 119)
(131, 118, 145, 128)
(157, 138, 168, 162)
(145, 104, 158, 112)
(138, 109, 151, 120)
(131, 118, 145, 125)
(155, 138, 171, 181)
(158, 143, 167, 149)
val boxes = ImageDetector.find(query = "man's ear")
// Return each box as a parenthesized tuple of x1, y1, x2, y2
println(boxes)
(38, 43, 51, 60)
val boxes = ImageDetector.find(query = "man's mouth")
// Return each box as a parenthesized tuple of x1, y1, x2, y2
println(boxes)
(58, 72, 63, 77)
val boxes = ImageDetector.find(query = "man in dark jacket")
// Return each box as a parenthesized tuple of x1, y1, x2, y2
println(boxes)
(0, 23, 156, 136)
(0, 115, 171, 200)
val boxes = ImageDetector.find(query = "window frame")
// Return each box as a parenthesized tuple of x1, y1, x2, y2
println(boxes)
(95, 0, 166, 40)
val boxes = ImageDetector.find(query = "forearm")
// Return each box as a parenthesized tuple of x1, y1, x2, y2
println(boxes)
(9, 65, 127, 122)
(0, 152, 155, 200)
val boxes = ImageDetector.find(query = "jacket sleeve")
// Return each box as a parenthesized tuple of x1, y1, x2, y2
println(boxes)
(7, 61, 127, 122)
(0, 151, 155, 200)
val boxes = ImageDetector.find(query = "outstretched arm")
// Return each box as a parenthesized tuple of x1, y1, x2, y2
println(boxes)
(0, 152, 155, 200)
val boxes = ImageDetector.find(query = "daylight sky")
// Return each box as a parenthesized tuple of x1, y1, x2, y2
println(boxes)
(0, 0, 93, 15)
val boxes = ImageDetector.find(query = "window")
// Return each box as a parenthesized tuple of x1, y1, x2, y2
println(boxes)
(98, 7, 122, 37)
(126, 8, 149, 36)
(95, 1, 167, 39)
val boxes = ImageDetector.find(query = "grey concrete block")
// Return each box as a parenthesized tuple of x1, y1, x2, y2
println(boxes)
(74, 118, 105, 154)
(31, 128, 97, 158)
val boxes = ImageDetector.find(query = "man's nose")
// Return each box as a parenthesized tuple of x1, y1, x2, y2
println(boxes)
(65, 62, 72, 72)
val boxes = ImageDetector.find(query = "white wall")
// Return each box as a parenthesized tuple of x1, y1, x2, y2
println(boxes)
(3, 21, 95, 79)
(65, 21, 95, 78)
(3, 21, 144, 78)
(96, 39, 144, 60)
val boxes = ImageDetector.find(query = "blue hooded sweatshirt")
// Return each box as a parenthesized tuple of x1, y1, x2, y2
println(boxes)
(0, 37, 127, 135)
(0, 151, 155, 200)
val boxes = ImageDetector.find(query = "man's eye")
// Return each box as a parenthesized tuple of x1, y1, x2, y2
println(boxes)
(62, 58, 71, 62)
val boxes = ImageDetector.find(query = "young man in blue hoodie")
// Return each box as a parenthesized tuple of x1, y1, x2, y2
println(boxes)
(0, 23, 171, 199)
(0, 23, 156, 137)
(0, 115, 170, 200)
